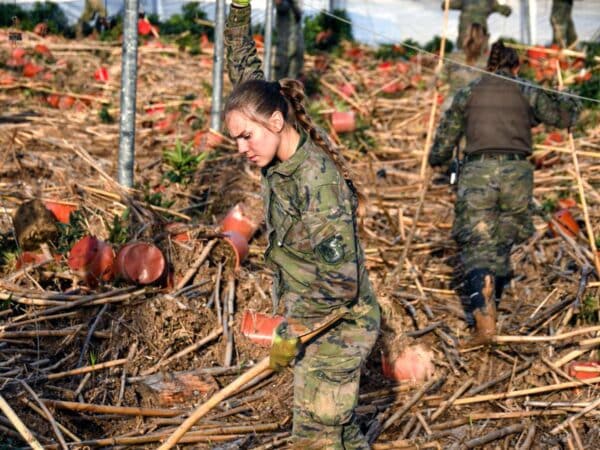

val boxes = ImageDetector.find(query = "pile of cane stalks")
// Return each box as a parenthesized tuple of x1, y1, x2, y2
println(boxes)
(1, 28, 600, 449)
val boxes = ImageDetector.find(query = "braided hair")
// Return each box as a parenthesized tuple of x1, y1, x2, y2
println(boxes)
(486, 39, 519, 72)
(462, 23, 488, 64)
(224, 78, 364, 212)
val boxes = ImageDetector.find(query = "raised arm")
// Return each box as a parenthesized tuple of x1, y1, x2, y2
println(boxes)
(224, 3, 264, 86)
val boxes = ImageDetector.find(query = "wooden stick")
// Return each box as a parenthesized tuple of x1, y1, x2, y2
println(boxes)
(176, 239, 217, 290)
(47, 358, 127, 380)
(518, 424, 537, 450)
(494, 325, 600, 343)
(452, 376, 600, 406)
(140, 327, 222, 376)
(568, 421, 585, 450)
(556, 60, 600, 276)
(42, 399, 184, 417)
(550, 395, 600, 435)
(158, 310, 347, 449)
(382, 377, 440, 432)
(0, 392, 43, 450)
(390, 0, 449, 281)
(465, 424, 525, 448)
(20, 381, 68, 450)
(430, 378, 473, 422)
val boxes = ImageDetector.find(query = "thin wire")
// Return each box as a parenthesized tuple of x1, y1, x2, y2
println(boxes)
(302, 1, 600, 105)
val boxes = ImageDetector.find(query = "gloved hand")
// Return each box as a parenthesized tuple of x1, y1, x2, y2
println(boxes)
(497, 4, 512, 17)
(269, 322, 300, 371)
(232, 0, 250, 8)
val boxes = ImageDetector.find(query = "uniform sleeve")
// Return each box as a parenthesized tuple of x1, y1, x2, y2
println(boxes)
(446, 0, 463, 10)
(429, 85, 469, 167)
(301, 181, 359, 303)
(492, 1, 512, 16)
(224, 5, 265, 86)
(520, 82, 581, 129)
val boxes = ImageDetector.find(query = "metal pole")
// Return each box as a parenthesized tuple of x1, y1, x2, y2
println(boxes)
(264, 0, 274, 80)
(529, 0, 537, 45)
(117, 0, 139, 188)
(210, 0, 226, 131)
(520, 0, 531, 45)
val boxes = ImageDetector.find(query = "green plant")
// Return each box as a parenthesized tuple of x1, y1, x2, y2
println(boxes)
(375, 43, 408, 61)
(163, 140, 208, 184)
(55, 210, 87, 254)
(304, 9, 353, 55)
(581, 294, 599, 324)
(88, 350, 97, 367)
(0, 2, 70, 35)
(423, 35, 453, 55)
(107, 211, 130, 245)
(541, 197, 558, 214)
(99, 105, 115, 124)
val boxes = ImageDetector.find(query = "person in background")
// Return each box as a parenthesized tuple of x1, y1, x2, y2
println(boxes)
(429, 40, 580, 345)
(275, 0, 304, 80)
(446, 0, 511, 49)
(224, 0, 380, 448)
(440, 22, 489, 111)
(76, 0, 107, 37)
(551, 0, 578, 47)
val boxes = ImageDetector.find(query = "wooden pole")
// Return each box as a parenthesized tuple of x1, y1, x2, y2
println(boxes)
(391, 0, 450, 280)
(0, 393, 44, 450)
(158, 310, 346, 449)
(556, 60, 600, 276)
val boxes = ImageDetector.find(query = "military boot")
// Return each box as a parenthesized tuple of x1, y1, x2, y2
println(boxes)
(462, 269, 496, 347)
(494, 274, 510, 307)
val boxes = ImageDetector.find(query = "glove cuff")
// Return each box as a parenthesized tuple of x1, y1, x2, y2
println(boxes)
(232, 0, 250, 8)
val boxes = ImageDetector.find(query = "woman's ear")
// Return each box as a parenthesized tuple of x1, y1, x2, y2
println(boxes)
(269, 111, 285, 133)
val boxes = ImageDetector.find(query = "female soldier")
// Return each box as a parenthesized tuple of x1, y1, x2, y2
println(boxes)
(441, 22, 489, 111)
(429, 40, 580, 345)
(224, 1, 380, 448)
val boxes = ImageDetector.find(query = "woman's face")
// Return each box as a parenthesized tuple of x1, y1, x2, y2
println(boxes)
(226, 110, 281, 168)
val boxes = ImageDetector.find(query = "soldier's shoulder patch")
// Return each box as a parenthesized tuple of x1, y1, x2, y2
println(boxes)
(316, 234, 345, 264)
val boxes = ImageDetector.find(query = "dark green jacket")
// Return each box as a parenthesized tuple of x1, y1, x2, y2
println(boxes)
(429, 71, 581, 166)
(225, 5, 375, 322)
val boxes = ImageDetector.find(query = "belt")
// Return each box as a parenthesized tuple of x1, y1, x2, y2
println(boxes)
(464, 153, 527, 162)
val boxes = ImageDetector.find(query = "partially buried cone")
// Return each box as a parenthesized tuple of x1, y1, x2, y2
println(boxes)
(240, 310, 285, 347)
(116, 242, 166, 285)
(331, 111, 356, 133)
(382, 344, 435, 383)
(221, 231, 249, 270)
(68, 236, 115, 287)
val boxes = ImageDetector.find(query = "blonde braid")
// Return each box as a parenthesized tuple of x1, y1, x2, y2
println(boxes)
(279, 78, 366, 213)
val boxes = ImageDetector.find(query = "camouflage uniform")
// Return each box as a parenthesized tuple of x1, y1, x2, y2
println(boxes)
(440, 51, 487, 112)
(76, 0, 107, 37)
(446, 0, 511, 49)
(225, 5, 380, 449)
(429, 71, 580, 280)
(275, 0, 304, 80)
(551, 0, 577, 47)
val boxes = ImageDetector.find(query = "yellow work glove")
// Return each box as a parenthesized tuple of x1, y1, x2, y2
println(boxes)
(269, 322, 300, 372)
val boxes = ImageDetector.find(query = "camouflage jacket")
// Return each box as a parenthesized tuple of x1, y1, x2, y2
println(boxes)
(429, 71, 581, 167)
(225, 5, 374, 321)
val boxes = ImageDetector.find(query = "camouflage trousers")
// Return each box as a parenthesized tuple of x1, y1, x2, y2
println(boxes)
(292, 296, 380, 449)
(452, 158, 534, 277)
(551, 1, 577, 47)
(275, 13, 304, 80)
